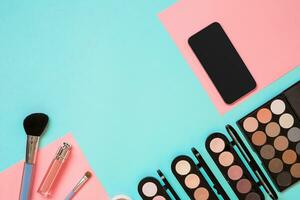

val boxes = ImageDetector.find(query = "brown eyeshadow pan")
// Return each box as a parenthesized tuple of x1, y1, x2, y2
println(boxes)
(237, 81, 300, 191)
(206, 133, 264, 200)
(252, 131, 267, 146)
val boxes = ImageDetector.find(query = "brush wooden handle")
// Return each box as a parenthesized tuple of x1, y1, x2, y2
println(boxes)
(19, 163, 33, 200)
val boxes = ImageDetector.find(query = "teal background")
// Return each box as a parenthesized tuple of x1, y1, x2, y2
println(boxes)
(0, 0, 300, 199)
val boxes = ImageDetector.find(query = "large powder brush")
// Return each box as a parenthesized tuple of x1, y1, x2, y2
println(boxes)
(19, 113, 49, 200)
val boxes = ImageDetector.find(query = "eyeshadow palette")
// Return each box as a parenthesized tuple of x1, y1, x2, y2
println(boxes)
(237, 81, 300, 191)
(138, 177, 171, 200)
(138, 170, 179, 200)
(206, 133, 264, 200)
(171, 155, 218, 200)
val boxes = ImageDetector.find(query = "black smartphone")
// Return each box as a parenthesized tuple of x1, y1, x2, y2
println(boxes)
(188, 22, 256, 104)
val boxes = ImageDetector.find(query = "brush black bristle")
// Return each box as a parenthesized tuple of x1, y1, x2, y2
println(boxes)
(23, 113, 49, 136)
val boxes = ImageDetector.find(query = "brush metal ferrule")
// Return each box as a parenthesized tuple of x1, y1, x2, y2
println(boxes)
(26, 135, 40, 164)
(73, 175, 89, 193)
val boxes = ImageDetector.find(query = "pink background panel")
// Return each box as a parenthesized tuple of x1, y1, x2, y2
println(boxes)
(159, 0, 300, 114)
(0, 133, 109, 200)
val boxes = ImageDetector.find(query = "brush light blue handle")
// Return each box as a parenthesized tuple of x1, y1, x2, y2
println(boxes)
(65, 191, 75, 200)
(19, 163, 33, 200)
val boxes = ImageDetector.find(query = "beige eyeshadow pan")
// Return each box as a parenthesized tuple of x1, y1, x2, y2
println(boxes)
(243, 117, 258, 132)
(279, 113, 294, 129)
(175, 160, 191, 175)
(194, 187, 209, 200)
(270, 99, 286, 115)
(209, 137, 225, 153)
(138, 177, 175, 200)
(185, 174, 200, 189)
(219, 151, 234, 167)
(265, 122, 280, 137)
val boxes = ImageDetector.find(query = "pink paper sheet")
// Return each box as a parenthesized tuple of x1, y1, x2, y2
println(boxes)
(0, 133, 109, 200)
(159, 0, 300, 114)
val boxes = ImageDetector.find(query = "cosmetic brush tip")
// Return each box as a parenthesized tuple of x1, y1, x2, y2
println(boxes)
(23, 113, 49, 136)
(85, 171, 92, 178)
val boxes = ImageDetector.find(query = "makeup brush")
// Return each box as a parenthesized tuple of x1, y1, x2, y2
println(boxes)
(65, 171, 92, 200)
(19, 113, 49, 200)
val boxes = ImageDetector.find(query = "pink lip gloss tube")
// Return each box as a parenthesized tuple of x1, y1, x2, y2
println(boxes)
(38, 142, 71, 197)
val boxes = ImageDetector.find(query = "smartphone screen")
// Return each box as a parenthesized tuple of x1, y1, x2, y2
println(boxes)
(188, 22, 256, 104)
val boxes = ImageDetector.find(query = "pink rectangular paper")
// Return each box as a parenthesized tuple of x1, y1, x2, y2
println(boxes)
(0, 133, 109, 200)
(159, 0, 300, 114)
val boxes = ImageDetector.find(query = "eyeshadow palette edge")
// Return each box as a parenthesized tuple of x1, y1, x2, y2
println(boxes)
(237, 81, 300, 191)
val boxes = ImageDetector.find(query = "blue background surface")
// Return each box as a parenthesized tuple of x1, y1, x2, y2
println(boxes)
(0, 0, 300, 199)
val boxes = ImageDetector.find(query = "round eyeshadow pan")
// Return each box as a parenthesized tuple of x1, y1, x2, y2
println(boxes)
(282, 149, 297, 164)
(268, 158, 283, 173)
(279, 113, 294, 129)
(153, 196, 166, 200)
(296, 142, 300, 155)
(243, 117, 259, 132)
(290, 163, 300, 178)
(175, 160, 191, 175)
(185, 174, 200, 189)
(210, 137, 225, 153)
(270, 99, 286, 115)
(287, 127, 300, 142)
(228, 165, 243, 180)
(277, 171, 292, 187)
(260, 144, 275, 160)
(194, 187, 209, 200)
(219, 151, 234, 167)
(252, 131, 267, 146)
(142, 182, 157, 197)
(265, 122, 280, 137)
(274, 136, 289, 151)
(236, 179, 252, 194)
(257, 108, 272, 123)
(245, 192, 261, 200)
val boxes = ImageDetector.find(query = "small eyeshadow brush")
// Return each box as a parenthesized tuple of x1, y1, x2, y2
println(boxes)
(19, 113, 49, 200)
(65, 171, 92, 200)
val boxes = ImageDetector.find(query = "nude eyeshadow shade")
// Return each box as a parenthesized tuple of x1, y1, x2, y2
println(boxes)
(138, 171, 179, 200)
(238, 81, 300, 191)
(206, 133, 264, 200)
(171, 155, 218, 200)
(138, 178, 169, 200)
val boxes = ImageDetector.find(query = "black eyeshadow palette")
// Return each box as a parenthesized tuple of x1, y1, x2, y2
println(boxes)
(206, 133, 264, 200)
(237, 81, 300, 191)
(171, 155, 218, 200)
